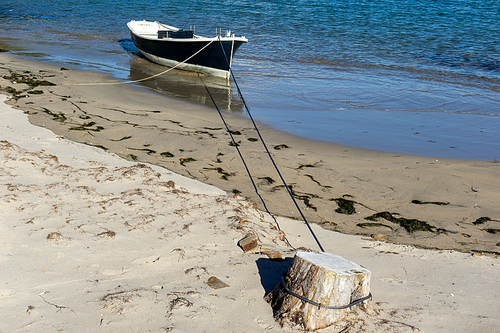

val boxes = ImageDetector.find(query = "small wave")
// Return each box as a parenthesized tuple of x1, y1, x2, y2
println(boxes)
(426, 53, 500, 73)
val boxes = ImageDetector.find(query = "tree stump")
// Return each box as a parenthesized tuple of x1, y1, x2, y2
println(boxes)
(264, 251, 371, 331)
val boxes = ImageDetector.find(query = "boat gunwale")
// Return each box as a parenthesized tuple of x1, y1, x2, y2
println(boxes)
(127, 20, 248, 44)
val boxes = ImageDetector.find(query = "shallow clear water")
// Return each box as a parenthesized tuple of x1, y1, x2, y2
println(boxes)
(1, 0, 499, 159)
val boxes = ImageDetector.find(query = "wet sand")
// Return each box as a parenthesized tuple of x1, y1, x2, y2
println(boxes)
(1, 52, 500, 256)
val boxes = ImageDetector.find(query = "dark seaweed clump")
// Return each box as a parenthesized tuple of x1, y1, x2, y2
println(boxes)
(272, 184, 317, 211)
(297, 164, 316, 170)
(111, 136, 132, 142)
(331, 198, 356, 215)
(258, 176, 275, 185)
(41, 107, 67, 122)
(411, 199, 450, 206)
(365, 212, 436, 233)
(473, 217, 492, 225)
(289, 186, 317, 211)
(160, 151, 174, 158)
(133, 148, 156, 155)
(306, 174, 332, 188)
(215, 167, 232, 180)
(69, 122, 104, 132)
(179, 157, 196, 166)
(204, 167, 232, 180)
(3, 73, 55, 87)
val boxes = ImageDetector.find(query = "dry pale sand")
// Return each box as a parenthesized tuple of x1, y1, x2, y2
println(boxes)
(1, 53, 500, 332)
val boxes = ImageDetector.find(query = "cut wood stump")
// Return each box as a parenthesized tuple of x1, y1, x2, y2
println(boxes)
(264, 251, 371, 331)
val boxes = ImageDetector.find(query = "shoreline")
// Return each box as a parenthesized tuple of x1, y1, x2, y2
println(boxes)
(1, 53, 500, 332)
(1, 52, 499, 256)
(4, 38, 500, 162)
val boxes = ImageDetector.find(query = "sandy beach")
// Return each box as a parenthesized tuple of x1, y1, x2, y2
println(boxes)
(1, 53, 500, 332)
(2, 53, 500, 256)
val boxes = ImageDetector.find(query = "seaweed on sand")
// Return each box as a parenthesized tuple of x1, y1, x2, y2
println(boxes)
(297, 164, 316, 170)
(473, 217, 500, 225)
(128, 147, 156, 155)
(41, 107, 67, 122)
(3, 72, 55, 87)
(305, 174, 332, 188)
(365, 212, 436, 233)
(160, 151, 174, 158)
(330, 197, 357, 215)
(288, 185, 318, 211)
(411, 199, 450, 206)
(203, 167, 232, 180)
(179, 157, 196, 166)
(258, 177, 275, 185)
(111, 136, 132, 142)
(274, 144, 289, 150)
(69, 122, 104, 132)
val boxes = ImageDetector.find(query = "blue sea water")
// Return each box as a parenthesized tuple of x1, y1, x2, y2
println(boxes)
(1, 0, 499, 159)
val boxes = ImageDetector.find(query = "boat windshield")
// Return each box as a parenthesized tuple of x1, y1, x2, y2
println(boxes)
(158, 30, 194, 39)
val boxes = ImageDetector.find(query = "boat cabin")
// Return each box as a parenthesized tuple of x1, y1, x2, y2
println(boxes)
(158, 30, 194, 39)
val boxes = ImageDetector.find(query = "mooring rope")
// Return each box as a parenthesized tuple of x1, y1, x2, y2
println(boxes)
(280, 276, 372, 310)
(200, 76, 295, 250)
(54, 32, 325, 252)
(215, 38, 326, 252)
(63, 39, 215, 86)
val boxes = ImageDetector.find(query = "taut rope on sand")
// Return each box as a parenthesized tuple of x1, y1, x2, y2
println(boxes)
(202, 39, 326, 253)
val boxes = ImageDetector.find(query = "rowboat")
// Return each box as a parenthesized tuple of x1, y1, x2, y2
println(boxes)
(127, 20, 247, 79)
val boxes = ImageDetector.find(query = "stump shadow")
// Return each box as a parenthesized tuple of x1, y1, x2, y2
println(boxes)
(256, 257, 293, 294)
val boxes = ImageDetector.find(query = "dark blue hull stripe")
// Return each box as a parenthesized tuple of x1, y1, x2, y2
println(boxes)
(131, 33, 244, 72)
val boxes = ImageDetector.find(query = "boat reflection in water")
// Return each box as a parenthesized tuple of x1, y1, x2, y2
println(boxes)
(127, 57, 245, 114)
